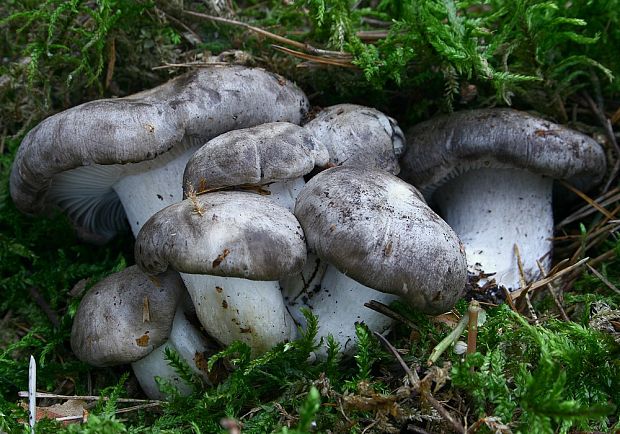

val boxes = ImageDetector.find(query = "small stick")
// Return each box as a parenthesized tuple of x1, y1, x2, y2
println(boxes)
(423, 393, 466, 434)
(502, 286, 517, 312)
(514, 244, 527, 290)
(536, 260, 570, 322)
(372, 331, 419, 386)
(373, 332, 466, 434)
(513, 244, 539, 324)
(183, 10, 350, 58)
(467, 301, 481, 355)
(428, 313, 469, 366)
(559, 180, 615, 219)
(364, 300, 420, 332)
(556, 187, 620, 228)
(29, 356, 36, 433)
(586, 263, 620, 295)
(511, 257, 589, 298)
(582, 92, 620, 192)
(17, 391, 162, 404)
(29, 287, 60, 328)
(52, 402, 162, 422)
(271, 44, 355, 67)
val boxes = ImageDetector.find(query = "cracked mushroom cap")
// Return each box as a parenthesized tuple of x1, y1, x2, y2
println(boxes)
(135, 191, 306, 279)
(400, 108, 607, 195)
(294, 166, 467, 314)
(182, 122, 329, 195)
(10, 66, 309, 241)
(303, 104, 405, 174)
(71, 266, 183, 367)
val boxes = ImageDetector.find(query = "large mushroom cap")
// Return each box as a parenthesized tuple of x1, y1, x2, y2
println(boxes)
(294, 166, 467, 313)
(304, 104, 405, 174)
(135, 191, 306, 279)
(10, 66, 309, 241)
(183, 122, 328, 195)
(400, 108, 606, 194)
(71, 266, 183, 366)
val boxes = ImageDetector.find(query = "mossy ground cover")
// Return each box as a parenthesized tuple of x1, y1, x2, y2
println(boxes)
(1, 1, 619, 432)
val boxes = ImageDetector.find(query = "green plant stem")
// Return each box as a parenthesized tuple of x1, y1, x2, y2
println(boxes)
(428, 312, 469, 366)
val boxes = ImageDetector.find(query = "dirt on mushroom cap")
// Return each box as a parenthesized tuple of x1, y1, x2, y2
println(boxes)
(294, 166, 467, 314)
(135, 191, 307, 280)
(400, 108, 606, 195)
(70, 266, 184, 367)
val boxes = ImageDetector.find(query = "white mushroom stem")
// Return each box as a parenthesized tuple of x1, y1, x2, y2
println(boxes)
(181, 274, 298, 355)
(433, 168, 553, 290)
(262, 177, 306, 211)
(113, 146, 199, 235)
(288, 265, 397, 356)
(131, 307, 214, 399)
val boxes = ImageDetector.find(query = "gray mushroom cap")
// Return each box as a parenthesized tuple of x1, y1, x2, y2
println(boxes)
(182, 122, 329, 195)
(71, 265, 183, 366)
(400, 108, 607, 195)
(294, 166, 467, 314)
(135, 191, 307, 279)
(303, 104, 405, 174)
(10, 66, 309, 241)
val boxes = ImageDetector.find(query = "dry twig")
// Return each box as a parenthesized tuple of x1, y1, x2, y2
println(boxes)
(373, 332, 466, 434)
(364, 300, 421, 332)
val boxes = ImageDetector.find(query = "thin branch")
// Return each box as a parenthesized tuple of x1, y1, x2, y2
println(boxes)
(271, 45, 355, 67)
(372, 331, 419, 387)
(183, 10, 350, 58)
(586, 263, 620, 295)
(373, 332, 466, 434)
(510, 257, 589, 300)
(582, 92, 620, 192)
(559, 180, 615, 220)
(556, 187, 620, 229)
(158, 8, 203, 45)
(17, 391, 162, 404)
(536, 260, 570, 322)
(364, 300, 420, 332)
(28, 287, 59, 328)
(53, 402, 162, 422)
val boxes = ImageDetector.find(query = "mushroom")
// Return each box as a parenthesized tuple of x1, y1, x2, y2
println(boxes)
(71, 266, 219, 399)
(182, 122, 329, 210)
(10, 66, 309, 242)
(134, 192, 307, 354)
(399, 108, 606, 289)
(303, 104, 405, 174)
(291, 166, 468, 352)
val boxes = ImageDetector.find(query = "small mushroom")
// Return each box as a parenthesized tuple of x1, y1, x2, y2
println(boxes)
(291, 166, 467, 352)
(400, 108, 606, 289)
(71, 266, 218, 399)
(182, 122, 328, 210)
(303, 104, 405, 174)
(10, 66, 309, 242)
(135, 191, 307, 354)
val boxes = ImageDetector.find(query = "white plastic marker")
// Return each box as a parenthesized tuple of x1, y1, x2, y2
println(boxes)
(29, 355, 36, 432)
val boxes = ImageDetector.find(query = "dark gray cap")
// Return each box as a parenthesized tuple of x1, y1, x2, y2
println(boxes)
(10, 66, 309, 241)
(182, 122, 328, 195)
(135, 191, 307, 279)
(400, 108, 607, 194)
(70, 266, 183, 366)
(304, 104, 405, 174)
(294, 166, 467, 314)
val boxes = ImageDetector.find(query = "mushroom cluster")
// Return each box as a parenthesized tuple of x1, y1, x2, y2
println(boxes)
(12, 64, 603, 401)
(134, 104, 467, 358)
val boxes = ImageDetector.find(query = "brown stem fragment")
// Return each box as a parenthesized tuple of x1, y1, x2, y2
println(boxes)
(373, 332, 466, 434)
